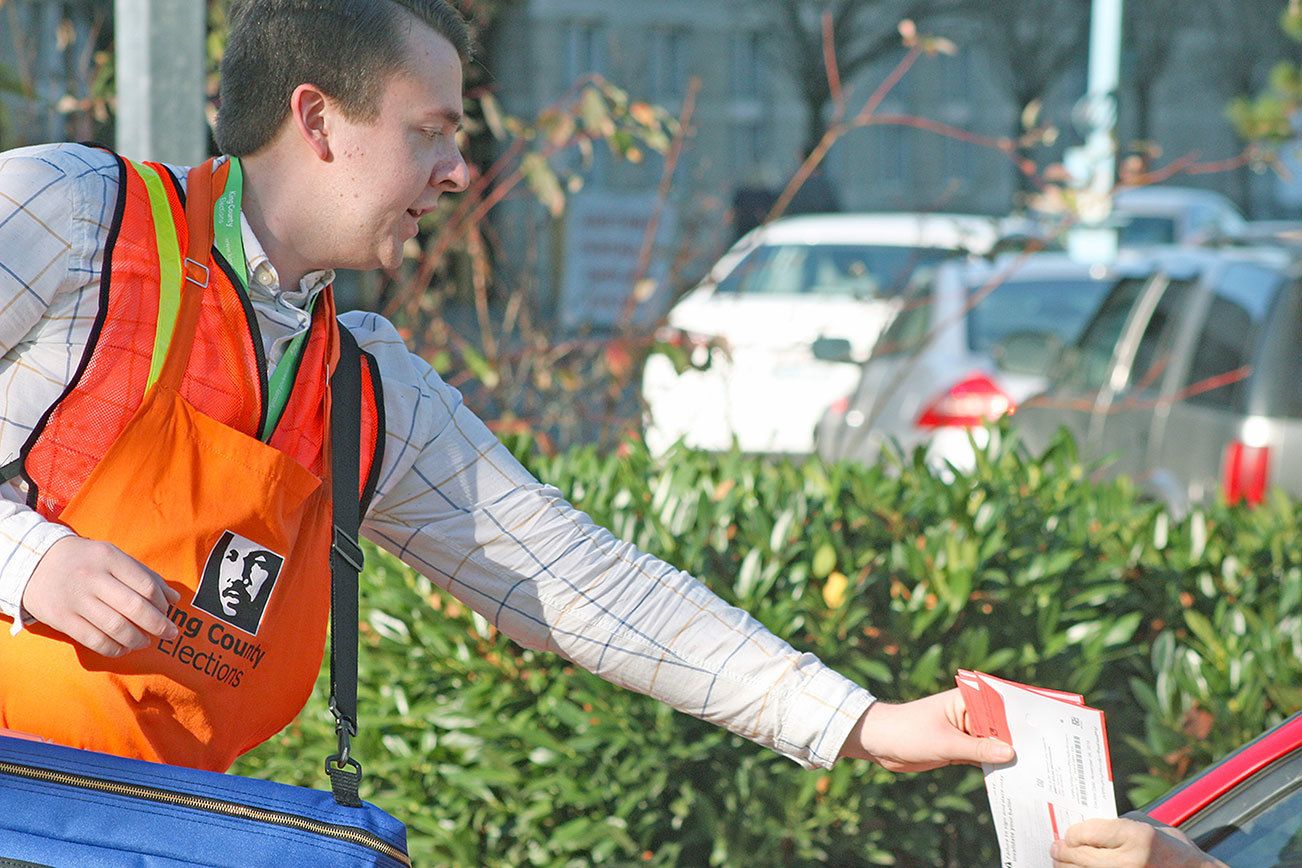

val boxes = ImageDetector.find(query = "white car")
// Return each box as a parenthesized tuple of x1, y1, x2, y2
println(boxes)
(642, 213, 999, 455)
(1109, 186, 1246, 247)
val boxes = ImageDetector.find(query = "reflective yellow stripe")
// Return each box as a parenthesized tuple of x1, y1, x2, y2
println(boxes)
(130, 160, 183, 392)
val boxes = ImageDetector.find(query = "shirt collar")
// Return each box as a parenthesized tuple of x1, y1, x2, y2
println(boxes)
(238, 214, 334, 304)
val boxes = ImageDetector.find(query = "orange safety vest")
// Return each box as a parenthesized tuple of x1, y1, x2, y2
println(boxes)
(0, 152, 384, 772)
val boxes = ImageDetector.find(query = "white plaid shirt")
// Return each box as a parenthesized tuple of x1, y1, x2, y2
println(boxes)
(0, 143, 874, 769)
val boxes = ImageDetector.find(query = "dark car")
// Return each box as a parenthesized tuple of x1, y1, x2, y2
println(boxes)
(1017, 246, 1302, 513)
(1141, 710, 1302, 866)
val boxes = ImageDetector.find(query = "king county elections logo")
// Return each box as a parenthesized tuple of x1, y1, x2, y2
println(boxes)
(193, 530, 284, 635)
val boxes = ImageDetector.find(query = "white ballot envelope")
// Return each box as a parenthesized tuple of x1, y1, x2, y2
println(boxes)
(956, 670, 1117, 868)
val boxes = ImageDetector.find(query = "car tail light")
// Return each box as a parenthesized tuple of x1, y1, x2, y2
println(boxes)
(915, 374, 1015, 429)
(1222, 440, 1270, 506)
(828, 396, 850, 416)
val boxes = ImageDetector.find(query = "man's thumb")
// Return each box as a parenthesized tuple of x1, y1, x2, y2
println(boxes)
(947, 731, 1016, 765)
(976, 737, 1015, 765)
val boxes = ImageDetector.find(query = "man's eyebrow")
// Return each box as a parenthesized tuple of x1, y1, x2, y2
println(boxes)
(423, 108, 463, 129)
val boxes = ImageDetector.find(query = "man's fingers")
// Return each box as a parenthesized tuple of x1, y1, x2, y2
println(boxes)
(97, 580, 178, 640)
(82, 598, 150, 651)
(1063, 818, 1142, 848)
(103, 545, 175, 614)
(1050, 841, 1126, 867)
(63, 612, 131, 658)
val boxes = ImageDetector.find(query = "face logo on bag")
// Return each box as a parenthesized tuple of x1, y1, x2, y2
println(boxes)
(193, 531, 284, 635)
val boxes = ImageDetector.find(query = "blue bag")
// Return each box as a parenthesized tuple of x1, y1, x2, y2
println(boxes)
(0, 734, 410, 866)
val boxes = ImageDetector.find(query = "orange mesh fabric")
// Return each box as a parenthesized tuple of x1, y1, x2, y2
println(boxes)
(153, 163, 263, 442)
(25, 156, 164, 519)
(268, 292, 335, 478)
(358, 351, 382, 502)
(22, 154, 381, 520)
(267, 294, 383, 495)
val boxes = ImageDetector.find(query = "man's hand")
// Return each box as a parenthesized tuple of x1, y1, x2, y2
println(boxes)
(1051, 818, 1226, 868)
(22, 536, 179, 657)
(838, 688, 1015, 772)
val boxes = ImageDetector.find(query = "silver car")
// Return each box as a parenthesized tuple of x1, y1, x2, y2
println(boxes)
(1016, 246, 1302, 512)
(814, 253, 1120, 472)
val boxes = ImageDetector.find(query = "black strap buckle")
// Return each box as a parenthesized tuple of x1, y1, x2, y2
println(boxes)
(326, 697, 363, 807)
(325, 753, 363, 808)
(329, 696, 358, 757)
(332, 525, 365, 573)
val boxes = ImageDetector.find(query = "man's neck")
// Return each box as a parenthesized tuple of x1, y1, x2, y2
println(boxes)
(236, 154, 315, 292)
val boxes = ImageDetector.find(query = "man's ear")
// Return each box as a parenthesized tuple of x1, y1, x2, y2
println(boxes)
(288, 83, 332, 161)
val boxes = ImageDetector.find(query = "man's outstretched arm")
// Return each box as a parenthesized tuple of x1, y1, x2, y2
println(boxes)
(348, 312, 1012, 771)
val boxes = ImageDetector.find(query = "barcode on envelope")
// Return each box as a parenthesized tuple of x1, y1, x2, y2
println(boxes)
(1071, 735, 1087, 804)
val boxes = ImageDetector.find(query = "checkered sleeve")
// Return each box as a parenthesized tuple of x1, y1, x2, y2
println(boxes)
(0, 145, 99, 625)
(345, 312, 875, 769)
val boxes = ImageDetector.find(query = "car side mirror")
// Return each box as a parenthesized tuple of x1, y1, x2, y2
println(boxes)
(811, 336, 856, 363)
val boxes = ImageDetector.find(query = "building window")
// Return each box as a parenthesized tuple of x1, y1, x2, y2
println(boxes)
(564, 21, 605, 87)
(650, 27, 688, 102)
(731, 31, 764, 100)
(733, 118, 764, 168)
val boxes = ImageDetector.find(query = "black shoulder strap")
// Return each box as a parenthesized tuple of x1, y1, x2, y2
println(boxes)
(326, 322, 366, 808)
(0, 459, 22, 486)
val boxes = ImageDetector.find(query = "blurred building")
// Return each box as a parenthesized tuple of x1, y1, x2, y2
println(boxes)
(488, 0, 1291, 311)
(0, 0, 106, 150)
(490, 1, 1029, 215)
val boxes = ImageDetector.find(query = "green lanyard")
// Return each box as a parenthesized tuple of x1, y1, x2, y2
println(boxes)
(212, 157, 317, 442)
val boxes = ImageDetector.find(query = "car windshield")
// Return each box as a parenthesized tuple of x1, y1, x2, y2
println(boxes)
(714, 244, 953, 299)
(1116, 215, 1178, 245)
(967, 277, 1115, 355)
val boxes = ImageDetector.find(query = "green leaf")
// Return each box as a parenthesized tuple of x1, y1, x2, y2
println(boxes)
(520, 152, 565, 217)
(812, 543, 837, 579)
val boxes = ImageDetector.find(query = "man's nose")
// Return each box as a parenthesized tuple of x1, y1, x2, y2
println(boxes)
(434, 148, 470, 194)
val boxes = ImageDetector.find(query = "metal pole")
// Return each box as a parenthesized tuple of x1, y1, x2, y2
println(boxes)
(114, 0, 206, 164)
(1086, 0, 1123, 205)
(1067, 0, 1124, 262)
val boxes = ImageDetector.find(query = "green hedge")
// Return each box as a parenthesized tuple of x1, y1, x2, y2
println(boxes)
(233, 428, 1301, 866)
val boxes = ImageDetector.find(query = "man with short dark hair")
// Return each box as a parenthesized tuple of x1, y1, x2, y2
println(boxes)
(0, 0, 1010, 785)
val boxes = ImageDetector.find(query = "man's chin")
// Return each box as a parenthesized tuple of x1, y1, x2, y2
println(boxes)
(376, 239, 409, 270)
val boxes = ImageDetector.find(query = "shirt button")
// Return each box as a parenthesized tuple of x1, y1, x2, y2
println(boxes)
(256, 268, 276, 287)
